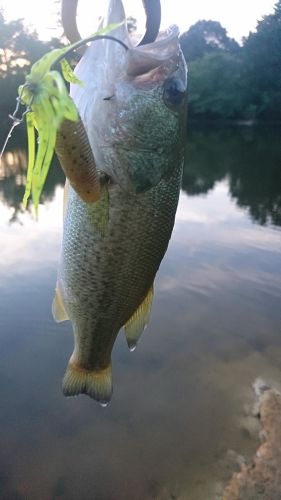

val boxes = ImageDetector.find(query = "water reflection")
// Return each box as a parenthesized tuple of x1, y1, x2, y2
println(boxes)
(184, 126, 281, 227)
(0, 126, 280, 499)
(0, 137, 65, 223)
(1, 126, 281, 228)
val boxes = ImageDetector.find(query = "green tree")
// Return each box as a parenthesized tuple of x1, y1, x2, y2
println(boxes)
(0, 12, 63, 118)
(241, 0, 281, 120)
(188, 52, 245, 119)
(180, 20, 239, 62)
(0, 12, 62, 77)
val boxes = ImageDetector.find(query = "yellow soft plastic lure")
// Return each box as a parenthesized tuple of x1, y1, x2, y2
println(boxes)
(19, 23, 121, 211)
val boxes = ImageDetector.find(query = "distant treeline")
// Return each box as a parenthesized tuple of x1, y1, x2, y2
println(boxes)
(0, 13, 63, 128)
(180, 0, 281, 122)
(0, 0, 281, 123)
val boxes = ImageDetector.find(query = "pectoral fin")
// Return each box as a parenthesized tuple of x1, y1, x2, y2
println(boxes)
(124, 286, 154, 351)
(52, 283, 69, 322)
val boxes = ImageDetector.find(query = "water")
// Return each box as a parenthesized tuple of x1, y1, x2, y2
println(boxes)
(0, 126, 280, 499)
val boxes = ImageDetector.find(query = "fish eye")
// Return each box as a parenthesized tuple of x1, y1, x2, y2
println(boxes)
(163, 77, 186, 108)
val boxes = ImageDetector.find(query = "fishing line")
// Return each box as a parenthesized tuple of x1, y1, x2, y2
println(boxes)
(52, 34, 129, 67)
(0, 87, 33, 163)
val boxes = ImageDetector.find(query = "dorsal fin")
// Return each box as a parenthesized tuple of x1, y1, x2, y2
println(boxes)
(123, 285, 154, 351)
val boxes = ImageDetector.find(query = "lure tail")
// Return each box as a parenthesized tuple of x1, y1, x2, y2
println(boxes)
(62, 361, 112, 405)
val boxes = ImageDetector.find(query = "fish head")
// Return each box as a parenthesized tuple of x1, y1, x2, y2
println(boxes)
(71, 0, 187, 193)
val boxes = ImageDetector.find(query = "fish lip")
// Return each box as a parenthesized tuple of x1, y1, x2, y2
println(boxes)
(125, 25, 181, 77)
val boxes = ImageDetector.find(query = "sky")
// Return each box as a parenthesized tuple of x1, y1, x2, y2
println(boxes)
(0, 0, 277, 43)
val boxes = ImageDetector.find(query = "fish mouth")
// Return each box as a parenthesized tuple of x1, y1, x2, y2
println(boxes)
(125, 25, 181, 78)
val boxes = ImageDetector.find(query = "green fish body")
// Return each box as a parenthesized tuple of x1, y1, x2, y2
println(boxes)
(53, 0, 187, 404)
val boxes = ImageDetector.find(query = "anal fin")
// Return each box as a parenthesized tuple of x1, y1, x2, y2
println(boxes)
(123, 285, 154, 351)
(52, 282, 69, 323)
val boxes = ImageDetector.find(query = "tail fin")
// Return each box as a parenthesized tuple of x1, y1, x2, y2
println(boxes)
(62, 362, 112, 405)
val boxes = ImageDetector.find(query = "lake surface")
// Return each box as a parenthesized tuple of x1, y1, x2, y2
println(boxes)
(0, 126, 280, 499)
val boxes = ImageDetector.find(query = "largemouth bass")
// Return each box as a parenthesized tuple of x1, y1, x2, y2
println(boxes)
(53, 0, 187, 404)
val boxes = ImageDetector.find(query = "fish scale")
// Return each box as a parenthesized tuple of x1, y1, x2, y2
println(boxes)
(60, 161, 182, 366)
(53, 1, 187, 403)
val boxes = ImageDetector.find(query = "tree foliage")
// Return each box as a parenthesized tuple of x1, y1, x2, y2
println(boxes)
(0, 1, 280, 122)
(241, 0, 281, 120)
(0, 12, 63, 117)
(188, 52, 244, 119)
(180, 0, 281, 121)
(180, 20, 239, 62)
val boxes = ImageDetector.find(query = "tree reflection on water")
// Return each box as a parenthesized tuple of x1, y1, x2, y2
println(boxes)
(0, 126, 281, 227)
(183, 126, 281, 227)
(0, 133, 65, 223)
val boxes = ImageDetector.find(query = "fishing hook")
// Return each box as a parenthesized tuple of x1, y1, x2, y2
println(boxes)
(61, 0, 161, 47)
